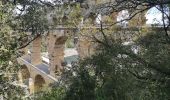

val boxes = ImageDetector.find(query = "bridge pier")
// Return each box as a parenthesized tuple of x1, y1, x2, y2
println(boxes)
(31, 36, 42, 65)
(48, 31, 67, 77)
(77, 38, 95, 59)
(17, 29, 96, 94)
(18, 70, 23, 85)
(29, 78, 34, 94)
(49, 45, 65, 77)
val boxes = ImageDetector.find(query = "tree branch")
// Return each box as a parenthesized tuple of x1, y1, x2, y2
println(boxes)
(17, 33, 41, 50)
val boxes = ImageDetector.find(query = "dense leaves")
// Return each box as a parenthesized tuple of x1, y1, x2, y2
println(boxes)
(62, 31, 170, 100)
(36, 31, 170, 100)
(1, 0, 170, 100)
(0, 1, 26, 99)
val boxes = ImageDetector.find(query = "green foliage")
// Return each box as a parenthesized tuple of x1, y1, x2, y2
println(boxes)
(0, 1, 26, 99)
(65, 38, 75, 48)
(67, 3, 82, 25)
(14, 5, 49, 34)
(35, 87, 66, 100)
(39, 30, 170, 100)
(64, 64, 96, 100)
(1, 0, 170, 100)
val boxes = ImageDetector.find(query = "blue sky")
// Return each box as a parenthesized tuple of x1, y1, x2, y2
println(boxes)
(146, 6, 169, 25)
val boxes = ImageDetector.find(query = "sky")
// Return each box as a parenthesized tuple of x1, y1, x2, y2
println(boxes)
(15, 2, 168, 25)
(146, 7, 165, 25)
(33, 0, 169, 25)
(116, 6, 169, 25)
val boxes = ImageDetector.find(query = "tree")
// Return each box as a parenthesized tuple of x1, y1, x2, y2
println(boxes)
(0, 1, 26, 99)
(2, 0, 170, 99)
(36, 0, 170, 100)
(61, 31, 170, 100)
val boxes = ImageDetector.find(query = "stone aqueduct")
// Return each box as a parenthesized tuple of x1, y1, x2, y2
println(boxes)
(17, 6, 150, 93)
(17, 29, 93, 93)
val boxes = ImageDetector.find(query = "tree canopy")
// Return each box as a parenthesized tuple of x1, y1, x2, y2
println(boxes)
(1, 0, 170, 100)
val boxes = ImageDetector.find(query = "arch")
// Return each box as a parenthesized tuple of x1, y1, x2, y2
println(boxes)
(51, 36, 67, 76)
(19, 65, 30, 85)
(34, 74, 46, 92)
(55, 36, 68, 46)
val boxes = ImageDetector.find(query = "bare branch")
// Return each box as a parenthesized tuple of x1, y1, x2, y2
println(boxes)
(17, 33, 41, 50)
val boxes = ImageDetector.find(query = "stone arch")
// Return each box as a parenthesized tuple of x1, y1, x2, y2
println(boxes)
(55, 36, 68, 46)
(18, 65, 30, 85)
(34, 74, 46, 92)
(53, 36, 67, 74)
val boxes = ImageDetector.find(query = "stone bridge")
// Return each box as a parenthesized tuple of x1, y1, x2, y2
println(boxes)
(16, 0, 170, 94)
(17, 25, 170, 94)
(17, 24, 170, 94)
(17, 29, 94, 94)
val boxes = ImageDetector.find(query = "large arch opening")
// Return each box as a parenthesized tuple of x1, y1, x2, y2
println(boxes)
(53, 36, 68, 75)
(34, 75, 46, 92)
(47, 31, 79, 77)
(19, 65, 30, 85)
